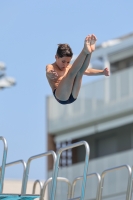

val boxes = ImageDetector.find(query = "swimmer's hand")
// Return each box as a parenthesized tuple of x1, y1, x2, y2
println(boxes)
(47, 70, 58, 80)
(104, 68, 110, 76)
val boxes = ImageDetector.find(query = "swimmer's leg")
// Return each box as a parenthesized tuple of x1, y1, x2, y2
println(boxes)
(72, 34, 97, 98)
(71, 54, 92, 98)
(55, 35, 92, 101)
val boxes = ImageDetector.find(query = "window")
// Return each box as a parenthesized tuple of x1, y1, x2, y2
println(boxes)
(96, 135, 117, 157)
(56, 141, 72, 167)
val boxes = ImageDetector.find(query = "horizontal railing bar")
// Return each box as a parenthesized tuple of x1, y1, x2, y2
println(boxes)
(58, 141, 88, 153)
(0, 159, 26, 195)
(0, 160, 26, 169)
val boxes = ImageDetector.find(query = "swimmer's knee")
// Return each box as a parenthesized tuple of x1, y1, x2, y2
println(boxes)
(78, 67, 85, 75)
(76, 71, 83, 78)
(67, 70, 76, 78)
(68, 70, 82, 79)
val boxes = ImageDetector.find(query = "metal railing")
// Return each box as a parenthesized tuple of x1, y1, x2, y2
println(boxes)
(32, 179, 43, 196)
(50, 141, 90, 200)
(71, 173, 101, 200)
(22, 150, 57, 195)
(98, 165, 132, 200)
(1, 137, 133, 200)
(0, 137, 8, 193)
(0, 160, 26, 194)
(40, 177, 72, 200)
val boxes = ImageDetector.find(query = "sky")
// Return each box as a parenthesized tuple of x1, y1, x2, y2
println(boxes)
(0, 0, 133, 182)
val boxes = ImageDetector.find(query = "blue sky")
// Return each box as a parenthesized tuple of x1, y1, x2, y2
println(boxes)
(0, 0, 133, 181)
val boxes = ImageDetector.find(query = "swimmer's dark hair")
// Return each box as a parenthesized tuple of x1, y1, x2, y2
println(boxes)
(56, 44, 73, 58)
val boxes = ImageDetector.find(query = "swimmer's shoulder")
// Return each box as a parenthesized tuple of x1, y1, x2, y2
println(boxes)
(46, 63, 56, 72)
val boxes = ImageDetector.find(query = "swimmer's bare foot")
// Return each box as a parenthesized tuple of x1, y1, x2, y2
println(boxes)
(90, 34, 97, 52)
(83, 34, 97, 54)
(83, 35, 92, 54)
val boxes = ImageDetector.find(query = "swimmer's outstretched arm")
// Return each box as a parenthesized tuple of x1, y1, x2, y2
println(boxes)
(84, 67, 110, 76)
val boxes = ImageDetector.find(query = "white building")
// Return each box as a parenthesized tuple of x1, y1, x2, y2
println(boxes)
(47, 33, 133, 200)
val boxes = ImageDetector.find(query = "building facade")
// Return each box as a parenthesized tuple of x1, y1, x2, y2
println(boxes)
(46, 33, 133, 200)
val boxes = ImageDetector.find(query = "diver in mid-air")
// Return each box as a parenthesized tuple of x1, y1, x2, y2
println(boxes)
(46, 34, 109, 105)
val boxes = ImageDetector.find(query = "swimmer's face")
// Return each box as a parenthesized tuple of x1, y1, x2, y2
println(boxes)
(55, 56, 72, 70)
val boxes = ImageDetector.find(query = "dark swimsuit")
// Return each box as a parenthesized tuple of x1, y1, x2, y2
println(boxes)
(53, 89, 76, 105)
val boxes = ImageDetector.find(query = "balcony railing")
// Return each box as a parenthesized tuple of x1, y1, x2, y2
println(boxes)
(47, 67, 133, 133)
